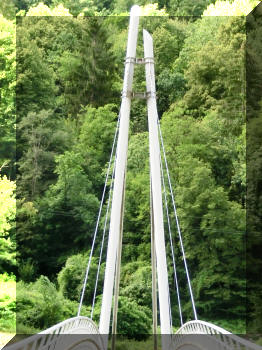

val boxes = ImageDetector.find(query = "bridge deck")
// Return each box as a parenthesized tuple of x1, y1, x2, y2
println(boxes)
(4, 318, 262, 350)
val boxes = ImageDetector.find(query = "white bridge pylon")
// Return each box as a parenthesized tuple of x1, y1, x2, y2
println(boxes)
(99, 4, 140, 336)
(99, 3, 172, 341)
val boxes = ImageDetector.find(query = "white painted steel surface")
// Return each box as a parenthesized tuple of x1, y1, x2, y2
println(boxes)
(5, 317, 104, 350)
(143, 28, 172, 338)
(99, 5, 140, 336)
(174, 320, 262, 350)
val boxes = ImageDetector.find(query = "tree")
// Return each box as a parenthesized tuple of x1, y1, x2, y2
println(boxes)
(77, 104, 119, 190)
(246, 2, 262, 333)
(0, 0, 16, 19)
(20, 150, 99, 276)
(58, 253, 105, 305)
(168, 0, 216, 16)
(14, 0, 54, 12)
(0, 15, 15, 178)
(58, 17, 116, 115)
(16, 276, 86, 333)
(16, 21, 56, 120)
(16, 104, 117, 277)
(51, 0, 97, 15)
(16, 200, 38, 278)
(203, 0, 260, 16)
(0, 176, 15, 238)
(116, 296, 151, 340)
(18, 110, 69, 200)
(10, 3, 252, 335)
(120, 262, 152, 310)
(173, 16, 246, 130)
(0, 175, 16, 273)
(16, 14, 80, 119)
(160, 110, 246, 327)
(123, 133, 151, 263)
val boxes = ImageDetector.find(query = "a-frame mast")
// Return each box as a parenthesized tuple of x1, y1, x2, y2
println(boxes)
(99, 8, 172, 347)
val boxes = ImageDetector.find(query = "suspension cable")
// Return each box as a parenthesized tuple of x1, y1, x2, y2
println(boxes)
(160, 152, 183, 327)
(158, 119, 198, 321)
(91, 160, 116, 320)
(77, 113, 120, 317)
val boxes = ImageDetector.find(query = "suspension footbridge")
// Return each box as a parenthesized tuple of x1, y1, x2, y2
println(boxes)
(6, 6, 261, 350)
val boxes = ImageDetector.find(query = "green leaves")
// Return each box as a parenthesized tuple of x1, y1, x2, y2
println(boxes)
(58, 17, 116, 115)
(0, 175, 15, 236)
(16, 276, 88, 332)
(17, 110, 68, 199)
(116, 296, 151, 340)
(0, 273, 16, 332)
(0, 175, 15, 273)
(0, 15, 15, 177)
(58, 253, 104, 305)
(7, 2, 252, 335)
(120, 262, 152, 309)
(168, 0, 216, 16)
(16, 20, 56, 119)
(176, 16, 246, 128)
(159, 69, 246, 325)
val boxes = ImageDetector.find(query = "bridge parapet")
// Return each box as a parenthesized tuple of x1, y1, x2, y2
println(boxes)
(174, 320, 262, 350)
(5, 317, 105, 350)
(5, 318, 262, 350)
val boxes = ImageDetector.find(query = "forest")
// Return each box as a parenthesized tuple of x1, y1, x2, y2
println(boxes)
(0, 0, 262, 345)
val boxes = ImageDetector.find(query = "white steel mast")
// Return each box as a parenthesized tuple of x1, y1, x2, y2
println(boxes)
(99, 5, 140, 335)
(143, 29, 172, 336)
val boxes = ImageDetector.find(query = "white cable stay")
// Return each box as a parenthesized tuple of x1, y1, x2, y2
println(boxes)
(160, 151, 183, 327)
(91, 160, 116, 320)
(77, 113, 120, 317)
(158, 118, 198, 321)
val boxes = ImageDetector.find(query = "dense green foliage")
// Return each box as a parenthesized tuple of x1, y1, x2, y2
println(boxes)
(0, 175, 15, 274)
(0, 15, 15, 178)
(0, 0, 261, 340)
(246, 4, 262, 335)
(0, 274, 15, 333)
(16, 275, 90, 333)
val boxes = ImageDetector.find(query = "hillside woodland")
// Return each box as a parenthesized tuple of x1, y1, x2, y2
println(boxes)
(0, 0, 262, 340)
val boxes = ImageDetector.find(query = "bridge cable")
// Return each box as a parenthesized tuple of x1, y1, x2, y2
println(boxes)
(159, 150, 183, 327)
(90, 159, 116, 320)
(160, 157, 174, 333)
(77, 113, 121, 317)
(158, 118, 198, 321)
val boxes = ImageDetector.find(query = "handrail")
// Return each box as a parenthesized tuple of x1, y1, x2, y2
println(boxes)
(5, 318, 262, 350)
(39, 316, 99, 335)
(174, 320, 262, 350)
(5, 317, 105, 350)
(176, 320, 231, 335)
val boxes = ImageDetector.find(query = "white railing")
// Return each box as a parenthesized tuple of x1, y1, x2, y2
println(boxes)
(173, 320, 262, 350)
(5, 318, 262, 350)
(5, 317, 105, 350)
